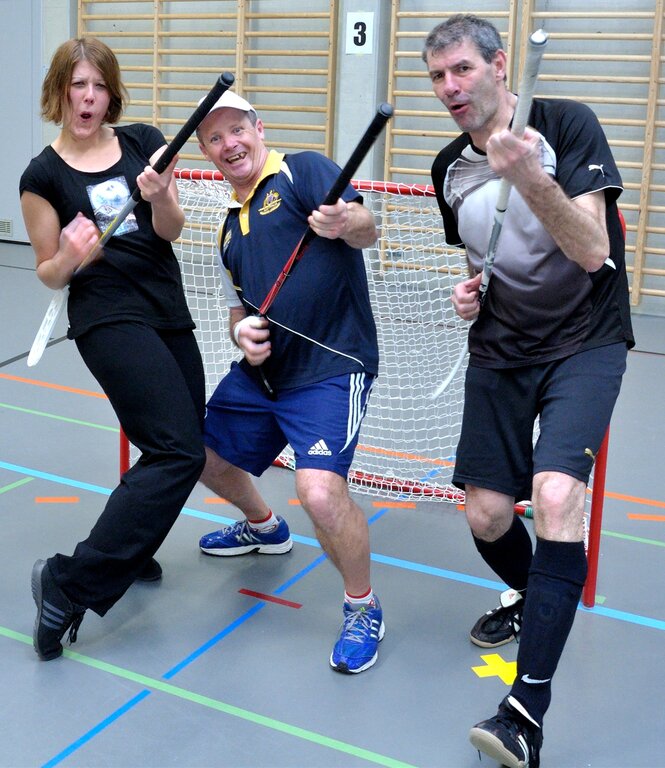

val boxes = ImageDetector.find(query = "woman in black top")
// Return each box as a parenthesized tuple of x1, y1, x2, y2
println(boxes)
(20, 37, 205, 660)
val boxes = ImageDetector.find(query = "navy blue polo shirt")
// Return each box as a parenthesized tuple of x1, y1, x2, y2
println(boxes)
(217, 150, 379, 391)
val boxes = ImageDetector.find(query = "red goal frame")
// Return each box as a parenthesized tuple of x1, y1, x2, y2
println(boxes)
(118, 169, 611, 609)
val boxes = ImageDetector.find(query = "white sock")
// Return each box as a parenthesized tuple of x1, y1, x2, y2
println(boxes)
(248, 511, 279, 533)
(345, 588, 374, 609)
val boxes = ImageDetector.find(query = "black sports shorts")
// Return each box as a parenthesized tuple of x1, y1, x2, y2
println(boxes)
(452, 342, 628, 501)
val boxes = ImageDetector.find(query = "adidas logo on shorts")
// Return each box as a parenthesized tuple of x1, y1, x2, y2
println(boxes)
(308, 439, 332, 456)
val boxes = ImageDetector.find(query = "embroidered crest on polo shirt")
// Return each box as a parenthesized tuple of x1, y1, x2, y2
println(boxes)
(259, 189, 282, 215)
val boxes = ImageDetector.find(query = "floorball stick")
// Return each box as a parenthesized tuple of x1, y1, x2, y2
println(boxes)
(477, 28, 548, 307)
(431, 29, 548, 400)
(251, 102, 393, 398)
(258, 102, 394, 317)
(27, 71, 236, 367)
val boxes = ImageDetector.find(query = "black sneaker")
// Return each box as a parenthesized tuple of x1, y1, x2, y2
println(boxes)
(470, 588, 523, 648)
(31, 559, 85, 661)
(469, 696, 543, 768)
(136, 557, 163, 582)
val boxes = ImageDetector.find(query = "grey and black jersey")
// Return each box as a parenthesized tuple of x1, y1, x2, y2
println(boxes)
(432, 97, 634, 368)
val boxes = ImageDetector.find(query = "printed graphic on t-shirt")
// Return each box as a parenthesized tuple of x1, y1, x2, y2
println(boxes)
(86, 176, 138, 236)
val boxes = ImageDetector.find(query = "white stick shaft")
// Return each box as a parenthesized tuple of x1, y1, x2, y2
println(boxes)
(27, 288, 67, 367)
(430, 339, 468, 400)
(26, 71, 235, 368)
(431, 29, 548, 401)
(478, 28, 548, 304)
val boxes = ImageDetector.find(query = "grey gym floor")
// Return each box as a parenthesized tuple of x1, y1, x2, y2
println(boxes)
(1, 238, 664, 768)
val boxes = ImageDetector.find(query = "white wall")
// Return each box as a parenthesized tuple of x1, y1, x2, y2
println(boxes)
(0, 0, 71, 244)
(0, 0, 41, 242)
(334, 0, 390, 181)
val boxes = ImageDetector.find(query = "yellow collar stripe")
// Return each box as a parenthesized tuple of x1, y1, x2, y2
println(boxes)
(233, 150, 286, 235)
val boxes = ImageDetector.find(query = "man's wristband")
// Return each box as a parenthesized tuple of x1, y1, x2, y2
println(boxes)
(233, 320, 243, 346)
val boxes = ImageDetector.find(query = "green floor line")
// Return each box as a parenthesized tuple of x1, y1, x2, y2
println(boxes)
(601, 528, 665, 547)
(0, 626, 416, 768)
(0, 402, 119, 432)
(0, 476, 34, 494)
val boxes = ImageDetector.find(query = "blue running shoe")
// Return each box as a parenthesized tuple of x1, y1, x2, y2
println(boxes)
(199, 517, 293, 556)
(330, 597, 385, 674)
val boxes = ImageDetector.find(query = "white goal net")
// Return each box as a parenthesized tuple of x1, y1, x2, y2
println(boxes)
(130, 169, 470, 502)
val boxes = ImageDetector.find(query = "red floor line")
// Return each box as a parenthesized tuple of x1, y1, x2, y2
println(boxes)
(238, 588, 302, 609)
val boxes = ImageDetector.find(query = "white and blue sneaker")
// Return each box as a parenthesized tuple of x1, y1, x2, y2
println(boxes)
(330, 597, 385, 674)
(199, 517, 293, 556)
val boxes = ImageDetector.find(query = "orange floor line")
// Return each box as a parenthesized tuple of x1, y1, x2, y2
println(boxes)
(35, 497, 80, 504)
(372, 500, 416, 509)
(357, 442, 455, 467)
(627, 513, 665, 522)
(6, 375, 665, 513)
(605, 491, 665, 509)
(0, 372, 107, 399)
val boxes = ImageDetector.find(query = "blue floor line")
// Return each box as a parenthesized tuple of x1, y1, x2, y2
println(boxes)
(371, 551, 502, 591)
(0, 459, 328, 536)
(579, 603, 665, 631)
(0, 460, 116, 497)
(163, 602, 266, 679)
(2, 457, 663, 767)
(4, 458, 664, 625)
(41, 691, 152, 768)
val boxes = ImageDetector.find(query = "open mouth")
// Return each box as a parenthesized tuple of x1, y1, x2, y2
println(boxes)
(226, 151, 247, 164)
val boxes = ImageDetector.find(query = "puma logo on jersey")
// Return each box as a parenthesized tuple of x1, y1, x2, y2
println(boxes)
(308, 439, 332, 456)
(588, 163, 605, 176)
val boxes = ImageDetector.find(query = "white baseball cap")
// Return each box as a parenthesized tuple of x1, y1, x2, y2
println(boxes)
(198, 90, 256, 116)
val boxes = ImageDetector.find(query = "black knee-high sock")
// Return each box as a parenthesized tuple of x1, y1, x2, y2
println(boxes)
(472, 515, 533, 592)
(509, 538, 588, 725)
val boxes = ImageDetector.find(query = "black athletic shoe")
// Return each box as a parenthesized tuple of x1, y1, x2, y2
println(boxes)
(469, 588, 523, 648)
(469, 696, 543, 768)
(136, 557, 163, 582)
(31, 559, 85, 661)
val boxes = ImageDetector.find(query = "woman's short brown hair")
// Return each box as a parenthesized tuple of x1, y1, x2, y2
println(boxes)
(41, 37, 129, 125)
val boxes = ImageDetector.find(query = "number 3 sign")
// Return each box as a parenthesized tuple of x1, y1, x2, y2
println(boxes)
(346, 12, 374, 55)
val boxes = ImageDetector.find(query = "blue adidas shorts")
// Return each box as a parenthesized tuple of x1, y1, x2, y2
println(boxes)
(204, 361, 375, 478)
(453, 342, 628, 500)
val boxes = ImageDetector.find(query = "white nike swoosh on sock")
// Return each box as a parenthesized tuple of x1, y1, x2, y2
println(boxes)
(521, 673, 551, 684)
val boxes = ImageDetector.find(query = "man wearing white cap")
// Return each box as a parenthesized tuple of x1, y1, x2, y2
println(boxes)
(194, 91, 384, 674)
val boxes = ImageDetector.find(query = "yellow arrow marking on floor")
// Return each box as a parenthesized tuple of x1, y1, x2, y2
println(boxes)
(472, 653, 517, 685)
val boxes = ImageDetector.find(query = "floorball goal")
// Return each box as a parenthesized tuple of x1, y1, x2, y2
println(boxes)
(119, 168, 608, 607)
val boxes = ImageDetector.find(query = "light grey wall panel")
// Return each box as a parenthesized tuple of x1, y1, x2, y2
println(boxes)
(0, 0, 43, 243)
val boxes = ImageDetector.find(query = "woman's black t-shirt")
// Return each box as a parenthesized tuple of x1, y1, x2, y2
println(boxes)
(20, 123, 194, 338)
